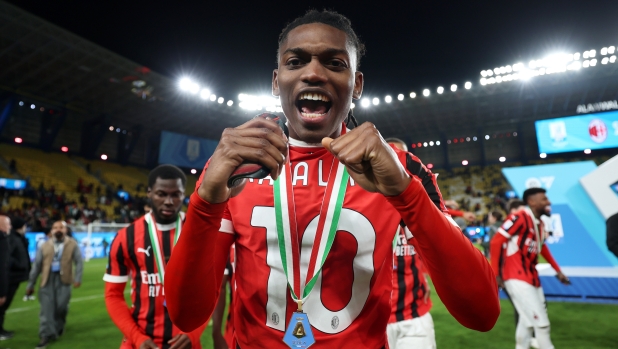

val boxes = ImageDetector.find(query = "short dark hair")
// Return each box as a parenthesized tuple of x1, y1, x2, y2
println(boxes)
(523, 187, 546, 205)
(278, 9, 366, 68)
(11, 216, 26, 230)
(507, 199, 525, 212)
(490, 211, 503, 221)
(148, 165, 186, 189)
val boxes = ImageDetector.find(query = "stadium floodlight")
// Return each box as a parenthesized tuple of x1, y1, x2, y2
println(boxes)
(609, 46, 616, 54)
(584, 149, 591, 154)
(473, 136, 477, 141)
(450, 84, 457, 92)
(464, 81, 472, 89)
(351, 102, 356, 109)
(191, 169, 197, 174)
(583, 60, 590, 68)
(611, 55, 617, 63)
(397, 94, 404, 101)
(574, 52, 580, 60)
(18, 101, 24, 106)
(539, 153, 547, 159)
(485, 135, 490, 140)
(200, 89, 211, 100)
(179, 78, 200, 95)
(227, 100, 233, 106)
(462, 160, 468, 166)
(427, 163, 434, 169)
(385, 95, 392, 103)
(218, 97, 224, 103)
(238, 93, 282, 112)
(372, 97, 380, 105)
(583, 51, 589, 59)
(61, 146, 68, 153)
(602, 57, 609, 65)
(589, 49, 596, 57)
(429, 141, 434, 146)
(210, 94, 216, 101)
(101, 154, 108, 160)
(109, 126, 114, 131)
(437, 86, 444, 94)
(480, 78, 487, 85)
(436, 140, 441, 145)
(423, 142, 428, 147)
(30, 104, 35, 109)
(423, 89, 430, 97)
(466, 137, 470, 142)
(590, 59, 597, 66)
(361, 98, 370, 107)
(601, 47, 608, 55)
(410, 92, 417, 98)
(499, 156, 506, 162)
(14, 137, 23, 144)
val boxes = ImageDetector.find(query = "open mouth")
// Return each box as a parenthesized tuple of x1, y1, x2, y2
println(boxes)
(295, 92, 332, 119)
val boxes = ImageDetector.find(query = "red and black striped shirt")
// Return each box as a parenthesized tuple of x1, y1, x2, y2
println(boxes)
(389, 226, 432, 323)
(104, 213, 185, 348)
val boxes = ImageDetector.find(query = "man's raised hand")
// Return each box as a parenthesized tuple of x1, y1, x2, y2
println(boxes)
(198, 117, 288, 204)
(322, 122, 411, 196)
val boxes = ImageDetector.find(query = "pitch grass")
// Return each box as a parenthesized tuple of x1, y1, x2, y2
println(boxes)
(2, 259, 617, 348)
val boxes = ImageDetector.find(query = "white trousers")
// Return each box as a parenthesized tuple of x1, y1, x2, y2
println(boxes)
(386, 312, 436, 349)
(504, 279, 554, 349)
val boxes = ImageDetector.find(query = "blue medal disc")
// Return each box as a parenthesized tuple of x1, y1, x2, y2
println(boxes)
(283, 312, 315, 349)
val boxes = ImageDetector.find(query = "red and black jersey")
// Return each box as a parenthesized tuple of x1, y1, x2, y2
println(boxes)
(389, 226, 432, 324)
(223, 244, 235, 348)
(494, 208, 544, 286)
(104, 213, 185, 348)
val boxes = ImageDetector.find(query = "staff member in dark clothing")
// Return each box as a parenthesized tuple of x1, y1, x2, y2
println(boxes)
(0, 215, 12, 341)
(607, 213, 618, 259)
(0, 217, 31, 340)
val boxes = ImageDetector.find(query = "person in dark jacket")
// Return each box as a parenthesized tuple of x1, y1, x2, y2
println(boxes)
(0, 215, 12, 341)
(607, 213, 618, 258)
(0, 217, 31, 340)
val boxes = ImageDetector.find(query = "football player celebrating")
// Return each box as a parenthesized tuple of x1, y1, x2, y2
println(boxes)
(491, 188, 570, 349)
(166, 10, 499, 349)
(104, 165, 206, 349)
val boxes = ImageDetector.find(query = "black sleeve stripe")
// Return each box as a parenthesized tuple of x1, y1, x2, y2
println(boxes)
(406, 153, 442, 210)
(116, 241, 128, 276)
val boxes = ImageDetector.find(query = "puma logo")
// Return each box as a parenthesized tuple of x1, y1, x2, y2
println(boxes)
(137, 246, 152, 257)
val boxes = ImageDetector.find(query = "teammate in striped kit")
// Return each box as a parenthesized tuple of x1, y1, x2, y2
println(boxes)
(104, 165, 206, 349)
(386, 138, 435, 349)
(491, 188, 570, 349)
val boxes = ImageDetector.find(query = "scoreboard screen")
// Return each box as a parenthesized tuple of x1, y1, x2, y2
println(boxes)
(535, 110, 618, 154)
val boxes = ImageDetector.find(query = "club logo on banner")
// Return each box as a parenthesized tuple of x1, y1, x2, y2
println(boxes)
(588, 119, 608, 143)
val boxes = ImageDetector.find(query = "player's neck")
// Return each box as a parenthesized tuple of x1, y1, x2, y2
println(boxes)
(528, 206, 542, 219)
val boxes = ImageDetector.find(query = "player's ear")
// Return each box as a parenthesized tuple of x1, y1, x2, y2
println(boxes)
(272, 69, 280, 97)
(353, 71, 363, 100)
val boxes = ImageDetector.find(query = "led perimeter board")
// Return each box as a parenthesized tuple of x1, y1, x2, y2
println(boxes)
(535, 110, 618, 154)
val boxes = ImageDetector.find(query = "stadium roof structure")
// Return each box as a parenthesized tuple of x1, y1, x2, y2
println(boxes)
(2, 0, 618, 168)
(0, 0, 246, 141)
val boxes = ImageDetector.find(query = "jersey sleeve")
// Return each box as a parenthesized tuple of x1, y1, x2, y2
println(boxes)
(103, 229, 129, 283)
(497, 212, 525, 239)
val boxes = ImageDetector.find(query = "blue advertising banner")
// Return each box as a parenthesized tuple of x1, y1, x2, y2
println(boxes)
(535, 110, 618, 154)
(26, 232, 117, 261)
(0, 178, 27, 189)
(502, 161, 617, 267)
(158, 131, 218, 168)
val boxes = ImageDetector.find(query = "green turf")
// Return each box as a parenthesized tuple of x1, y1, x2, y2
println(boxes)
(2, 259, 617, 348)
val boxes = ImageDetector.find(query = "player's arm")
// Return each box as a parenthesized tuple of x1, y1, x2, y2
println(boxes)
(72, 242, 84, 287)
(212, 273, 230, 349)
(166, 117, 287, 331)
(540, 244, 570, 285)
(323, 123, 499, 332)
(490, 214, 525, 282)
(103, 233, 151, 346)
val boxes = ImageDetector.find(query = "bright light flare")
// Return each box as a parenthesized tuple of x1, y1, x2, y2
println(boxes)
(584, 149, 591, 154)
(227, 100, 233, 106)
(437, 86, 444, 94)
(385, 95, 392, 103)
(361, 98, 370, 108)
(238, 93, 282, 112)
(14, 137, 23, 144)
(499, 156, 506, 162)
(101, 154, 108, 160)
(397, 94, 404, 101)
(179, 78, 200, 94)
(450, 84, 457, 92)
(200, 89, 211, 99)
(410, 92, 417, 98)
(465, 82, 472, 89)
(539, 153, 547, 158)
(423, 89, 430, 97)
(372, 97, 379, 105)
(462, 160, 469, 166)
(191, 169, 197, 174)
(61, 146, 68, 153)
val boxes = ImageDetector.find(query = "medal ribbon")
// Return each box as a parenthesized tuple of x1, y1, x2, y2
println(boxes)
(145, 213, 182, 285)
(274, 157, 349, 303)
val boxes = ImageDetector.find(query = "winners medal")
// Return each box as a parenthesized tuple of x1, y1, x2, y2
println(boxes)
(273, 130, 350, 349)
